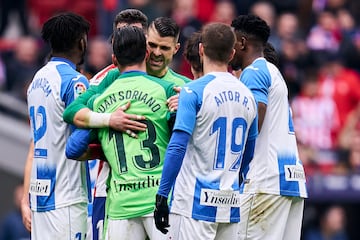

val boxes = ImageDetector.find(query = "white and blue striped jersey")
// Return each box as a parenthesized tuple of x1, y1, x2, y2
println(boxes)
(240, 57, 308, 198)
(27, 57, 90, 211)
(170, 72, 258, 223)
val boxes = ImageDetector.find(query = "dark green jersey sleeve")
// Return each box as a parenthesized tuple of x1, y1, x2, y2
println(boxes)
(63, 68, 121, 124)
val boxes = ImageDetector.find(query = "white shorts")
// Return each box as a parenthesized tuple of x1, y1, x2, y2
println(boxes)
(238, 193, 304, 240)
(168, 213, 240, 240)
(32, 202, 88, 240)
(105, 214, 167, 240)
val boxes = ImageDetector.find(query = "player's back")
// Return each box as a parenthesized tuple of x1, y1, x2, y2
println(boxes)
(27, 58, 89, 211)
(240, 58, 307, 198)
(171, 72, 257, 223)
(93, 71, 176, 219)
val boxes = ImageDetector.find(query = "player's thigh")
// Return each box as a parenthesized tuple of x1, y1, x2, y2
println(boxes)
(283, 197, 304, 240)
(215, 222, 240, 240)
(239, 193, 292, 240)
(92, 196, 106, 240)
(142, 215, 169, 240)
(168, 213, 217, 240)
(105, 218, 146, 240)
(32, 202, 88, 240)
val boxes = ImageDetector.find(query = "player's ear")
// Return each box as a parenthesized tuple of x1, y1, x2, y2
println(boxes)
(174, 42, 180, 55)
(79, 37, 87, 52)
(239, 36, 246, 50)
(111, 54, 118, 67)
(229, 48, 236, 62)
(199, 42, 204, 59)
(145, 49, 150, 61)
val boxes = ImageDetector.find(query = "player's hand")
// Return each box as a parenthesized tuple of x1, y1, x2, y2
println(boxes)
(167, 87, 181, 112)
(109, 102, 147, 138)
(21, 196, 31, 232)
(154, 194, 170, 234)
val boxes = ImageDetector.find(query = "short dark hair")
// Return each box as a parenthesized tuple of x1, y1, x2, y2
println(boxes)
(231, 14, 270, 45)
(150, 17, 180, 41)
(183, 31, 202, 73)
(41, 12, 90, 53)
(201, 22, 236, 63)
(113, 9, 148, 31)
(112, 26, 146, 66)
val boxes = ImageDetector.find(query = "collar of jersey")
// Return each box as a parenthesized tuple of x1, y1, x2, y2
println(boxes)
(121, 70, 146, 75)
(50, 57, 76, 70)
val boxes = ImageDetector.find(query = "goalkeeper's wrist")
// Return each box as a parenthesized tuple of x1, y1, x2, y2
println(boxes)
(87, 112, 111, 128)
(156, 194, 168, 207)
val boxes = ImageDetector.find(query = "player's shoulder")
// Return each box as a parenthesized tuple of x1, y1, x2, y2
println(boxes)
(167, 68, 192, 83)
(145, 74, 176, 89)
(90, 64, 117, 86)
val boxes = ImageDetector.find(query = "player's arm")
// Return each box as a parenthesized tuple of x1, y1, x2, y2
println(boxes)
(155, 84, 197, 234)
(155, 130, 191, 234)
(63, 70, 147, 134)
(239, 116, 258, 184)
(257, 102, 267, 132)
(240, 69, 270, 132)
(21, 140, 33, 232)
(66, 128, 105, 161)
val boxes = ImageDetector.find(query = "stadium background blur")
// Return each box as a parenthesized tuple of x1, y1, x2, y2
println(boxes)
(0, 0, 360, 239)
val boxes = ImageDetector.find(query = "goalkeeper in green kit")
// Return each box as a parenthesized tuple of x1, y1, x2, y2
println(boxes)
(67, 26, 177, 239)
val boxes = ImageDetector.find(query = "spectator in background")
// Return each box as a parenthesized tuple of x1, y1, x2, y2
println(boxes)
(3, 36, 41, 101)
(83, 36, 112, 79)
(182, 31, 202, 79)
(249, 1, 279, 51)
(208, 0, 237, 25)
(338, 104, 360, 172)
(306, 10, 342, 54)
(337, 9, 360, 73)
(123, 0, 165, 24)
(304, 205, 349, 240)
(0, 184, 30, 240)
(171, 0, 202, 76)
(291, 68, 340, 174)
(96, 0, 123, 37)
(317, 53, 360, 136)
(0, 57, 6, 90)
(0, 0, 30, 36)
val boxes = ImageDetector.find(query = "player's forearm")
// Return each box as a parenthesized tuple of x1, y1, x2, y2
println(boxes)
(157, 130, 190, 197)
(23, 141, 34, 199)
(257, 102, 267, 132)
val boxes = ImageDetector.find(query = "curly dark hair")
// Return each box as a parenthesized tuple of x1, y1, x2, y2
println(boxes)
(231, 14, 270, 45)
(41, 12, 90, 53)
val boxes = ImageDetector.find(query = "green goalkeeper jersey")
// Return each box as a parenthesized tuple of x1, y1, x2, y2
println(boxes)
(63, 67, 190, 124)
(92, 71, 177, 219)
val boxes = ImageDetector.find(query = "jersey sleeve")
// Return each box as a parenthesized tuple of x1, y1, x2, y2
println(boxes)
(173, 85, 199, 135)
(66, 128, 98, 159)
(240, 68, 270, 105)
(63, 68, 120, 124)
(62, 74, 89, 108)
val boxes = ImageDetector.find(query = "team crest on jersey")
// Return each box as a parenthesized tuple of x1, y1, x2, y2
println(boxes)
(74, 82, 87, 99)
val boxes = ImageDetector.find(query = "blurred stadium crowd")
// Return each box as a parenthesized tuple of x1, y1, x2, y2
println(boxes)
(1, 0, 360, 239)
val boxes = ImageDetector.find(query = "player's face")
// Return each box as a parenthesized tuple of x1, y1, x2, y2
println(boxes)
(79, 34, 88, 65)
(229, 35, 245, 71)
(146, 27, 180, 77)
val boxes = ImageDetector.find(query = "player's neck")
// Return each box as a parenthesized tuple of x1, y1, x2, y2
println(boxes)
(203, 57, 228, 74)
(119, 61, 147, 73)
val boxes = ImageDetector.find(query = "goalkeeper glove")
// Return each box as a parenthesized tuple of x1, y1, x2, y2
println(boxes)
(154, 194, 170, 234)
